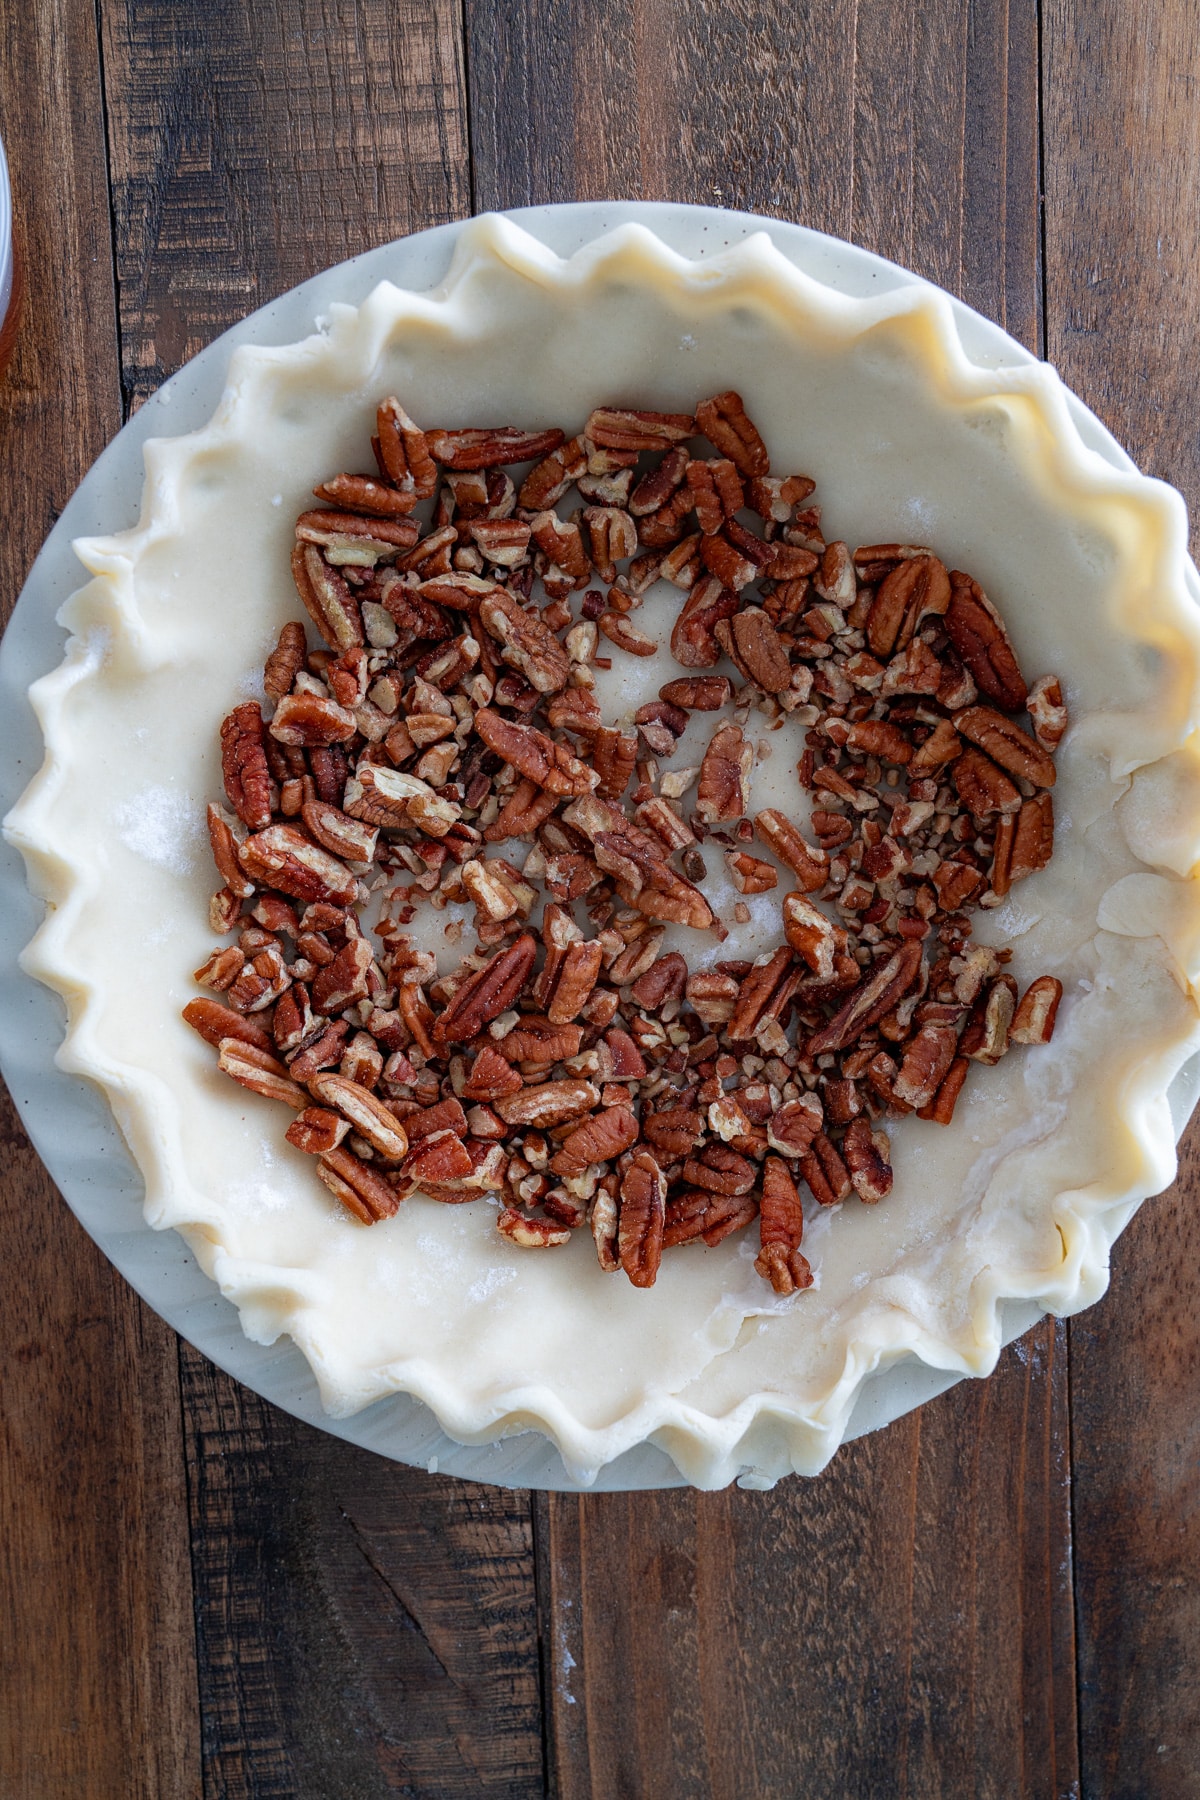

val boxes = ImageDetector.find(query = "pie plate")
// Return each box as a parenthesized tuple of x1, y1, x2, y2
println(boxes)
(4, 202, 1200, 1491)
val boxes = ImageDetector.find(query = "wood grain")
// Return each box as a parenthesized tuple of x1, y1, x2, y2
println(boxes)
(0, 3, 200, 1797)
(181, 1351, 543, 1798)
(98, 0, 471, 409)
(1042, 5, 1200, 1789)
(468, 4, 1078, 1794)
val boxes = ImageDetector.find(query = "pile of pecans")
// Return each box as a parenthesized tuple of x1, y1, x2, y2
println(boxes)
(184, 392, 1066, 1295)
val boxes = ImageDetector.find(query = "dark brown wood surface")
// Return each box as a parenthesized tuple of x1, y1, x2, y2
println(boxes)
(1, 2, 1197, 1793)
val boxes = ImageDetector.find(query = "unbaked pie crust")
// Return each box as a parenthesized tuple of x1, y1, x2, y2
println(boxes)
(8, 215, 1200, 1488)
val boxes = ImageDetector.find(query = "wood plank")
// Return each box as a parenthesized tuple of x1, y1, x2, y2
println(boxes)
(468, 3, 1076, 1793)
(99, 0, 471, 409)
(95, 4, 548, 1790)
(540, 1325, 1074, 1799)
(1042, 5, 1200, 1789)
(0, 4, 201, 1796)
(181, 1350, 543, 1799)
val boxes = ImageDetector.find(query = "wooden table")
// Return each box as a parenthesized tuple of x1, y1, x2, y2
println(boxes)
(3, 3, 1198, 1793)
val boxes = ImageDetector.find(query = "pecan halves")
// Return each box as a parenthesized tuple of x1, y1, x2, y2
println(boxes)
(944, 571, 1028, 712)
(430, 933, 537, 1046)
(618, 1150, 667, 1287)
(291, 542, 364, 650)
(474, 709, 598, 796)
(695, 391, 769, 476)
(755, 1157, 812, 1294)
(953, 705, 1056, 788)
(806, 943, 924, 1055)
(221, 703, 273, 831)
(1010, 975, 1063, 1044)
(478, 586, 571, 693)
(550, 1104, 640, 1178)
(317, 1146, 402, 1223)
(216, 1039, 308, 1109)
(754, 810, 830, 894)
(865, 555, 950, 659)
(842, 1119, 893, 1204)
(730, 609, 791, 692)
(425, 425, 566, 469)
(376, 397, 438, 498)
(696, 722, 752, 824)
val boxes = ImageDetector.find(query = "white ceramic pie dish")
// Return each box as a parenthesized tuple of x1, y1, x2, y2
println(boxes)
(5, 202, 1200, 1491)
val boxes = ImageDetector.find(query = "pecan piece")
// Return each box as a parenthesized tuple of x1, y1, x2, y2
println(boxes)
(864, 554, 950, 659)
(696, 722, 752, 824)
(216, 1039, 308, 1109)
(670, 574, 740, 668)
(663, 1187, 759, 1249)
(431, 934, 537, 1047)
(799, 1132, 852, 1206)
(842, 1118, 893, 1204)
(497, 1207, 573, 1248)
(726, 851, 777, 894)
(892, 1022, 958, 1108)
(291, 542, 364, 650)
(318, 1146, 402, 1223)
(727, 947, 795, 1043)
(766, 1094, 824, 1158)
(494, 1080, 601, 1128)
(1010, 975, 1063, 1044)
(659, 675, 733, 712)
(730, 608, 791, 692)
(629, 445, 690, 516)
(960, 975, 1018, 1064)
(309, 1072, 410, 1159)
(221, 702, 273, 831)
(585, 407, 695, 452)
(682, 1145, 756, 1196)
(517, 436, 588, 509)
(425, 425, 565, 469)
(264, 621, 308, 702)
(583, 506, 638, 581)
(1027, 675, 1068, 752)
(953, 705, 1056, 789)
(403, 1129, 474, 1185)
(695, 390, 769, 476)
(461, 1044, 524, 1101)
(917, 1056, 970, 1124)
(755, 1157, 812, 1294)
(950, 746, 1022, 818)
(782, 893, 839, 978)
(550, 1105, 640, 1178)
(269, 691, 358, 746)
(545, 940, 605, 1024)
(376, 396, 439, 498)
(806, 942, 924, 1054)
(238, 823, 359, 906)
(754, 810, 830, 894)
(183, 997, 274, 1056)
(286, 1106, 351, 1156)
(598, 612, 658, 657)
(944, 571, 1028, 712)
(477, 586, 570, 693)
(474, 708, 598, 796)
(618, 1149, 667, 1288)
(643, 1106, 704, 1159)
(591, 1184, 620, 1271)
(206, 803, 255, 900)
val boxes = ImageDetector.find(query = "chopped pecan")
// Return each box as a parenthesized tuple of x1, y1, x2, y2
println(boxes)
(892, 1022, 958, 1108)
(682, 1145, 756, 1195)
(238, 823, 359, 906)
(659, 675, 732, 711)
(960, 975, 1018, 1064)
(799, 1132, 852, 1205)
(629, 445, 690, 516)
(497, 1207, 572, 1248)
(806, 943, 923, 1054)
(643, 1106, 704, 1159)
(376, 396, 439, 498)
(183, 997, 274, 1056)
(950, 746, 1022, 818)
(403, 1128, 474, 1184)
(670, 573, 740, 668)
(309, 1073, 410, 1159)
(782, 893, 839, 978)
(726, 851, 777, 894)
(916, 1055, 970, 1124)
(494, 1080, 600, 1128)
(755, 1157, 812, 1293)
(264, 621, 309, 701)
(730, 608, 791, 692)
(286, 1106, 351, 1156)
(518, 436, 588, 509)
(663, 1187, 758, 1248)
(583, 506, 638, 581)
(474, 709, 597, 796)
(461, 1044, 524, 1100)
(754, 810, 830, 893)
(766, 1094, 824, 1158)
(269, 691, 358, 747)
(1010, 975, 1063, 1044)
(944, 571, 1028, 712)
(598, 612, 658, 657)
(590, 1184, 621, 1270)
(1027, 675, 1067, 752)
(842, 1118, 893, 1203)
